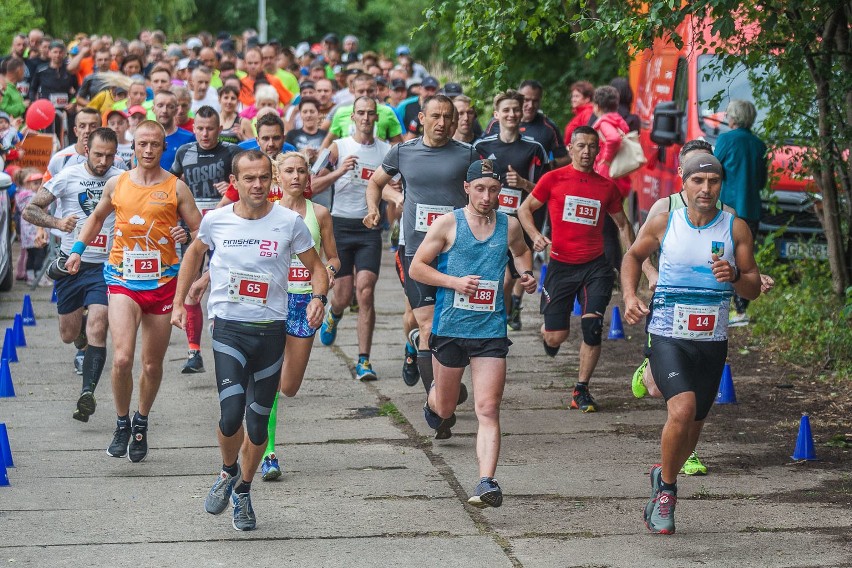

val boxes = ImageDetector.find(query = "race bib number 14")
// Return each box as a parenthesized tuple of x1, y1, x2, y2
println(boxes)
(672, 304, 719, 339)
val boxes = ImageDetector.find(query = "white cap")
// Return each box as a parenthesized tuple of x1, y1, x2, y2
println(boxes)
(186, 37, 203, 50)
(295, 42, 311, 58)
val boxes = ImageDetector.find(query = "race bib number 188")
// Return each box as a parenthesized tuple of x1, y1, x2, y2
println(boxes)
(453, 279, 499, 312)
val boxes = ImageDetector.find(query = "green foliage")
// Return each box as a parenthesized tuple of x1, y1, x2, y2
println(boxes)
(31, 0, 194, 40)
(378, 402, 406, 425)
(0, 0, 44, 53)
(750, 232, 852, 378)
(419, 0, 621, 126)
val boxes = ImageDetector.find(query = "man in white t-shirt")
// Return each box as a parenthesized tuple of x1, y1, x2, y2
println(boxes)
(189, 66, 220, 113)
(172, 150, 328, 532)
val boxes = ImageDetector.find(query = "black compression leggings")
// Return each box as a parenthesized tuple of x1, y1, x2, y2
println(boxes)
(212, 318, 285, 445)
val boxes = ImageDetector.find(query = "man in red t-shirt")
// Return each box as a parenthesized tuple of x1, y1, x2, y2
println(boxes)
(518, 125, 644, 413)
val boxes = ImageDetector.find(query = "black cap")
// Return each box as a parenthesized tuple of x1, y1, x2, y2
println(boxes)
(375, 76, 388, 86)
(466, 159, 502, 183)
(442, 82, 463, 97)
(217, 32, 231, 41)
(299, 81, 316, 91)
(390, 78, 406, 90)
(323, 33, 339, 44)
(187, 59, 202, 70)
(422, 76, 439, 89)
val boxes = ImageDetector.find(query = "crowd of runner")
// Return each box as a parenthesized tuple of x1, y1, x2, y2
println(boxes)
(0, 27, 771, 535)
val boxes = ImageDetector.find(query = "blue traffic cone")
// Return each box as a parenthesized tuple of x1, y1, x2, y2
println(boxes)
(716, 363, 737, 404)
(21, 295, 36, 326)
(0, 423, 12, 468)
(607, 306, 625, 339)
(51, 285, 58, 303)
(2, 329, 17, 363)
(0, 459, 8, 487)
(0, 359, 14, 397)
(791, 414, 817, 461)
(12, 314, 26, 348)
(573, 298, 582, 316)
(537, 264, 547, 293)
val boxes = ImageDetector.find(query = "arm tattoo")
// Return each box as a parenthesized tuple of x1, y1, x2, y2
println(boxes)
(22, 187, 59, 229)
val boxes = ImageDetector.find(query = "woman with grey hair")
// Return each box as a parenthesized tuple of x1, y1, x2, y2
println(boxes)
(714, 99, 767, 326)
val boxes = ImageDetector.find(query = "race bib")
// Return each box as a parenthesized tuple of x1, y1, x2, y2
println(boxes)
(453, 279, 499, 312)
(49, 93, 69, 107)
(74, 226, 109, 255)
(497, 188, 523, 214)
(196, 198, 220, 217)
(353, 162, 378, 186)
(122, 250, 161, 280)
(562, 196, 601, 226)
(415, 204, 453, 232)
(288, 258, 311, 292)
(672, 304, 719, 339)
(228, 269, 272, 305)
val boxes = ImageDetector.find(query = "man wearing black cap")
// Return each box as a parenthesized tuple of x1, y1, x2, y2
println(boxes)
(621, 153, 761, 535)
(400, 76, 439, 140)
(29, 40, 78, 136)
(410, 159, 536, 508)
(388, 78, 408, 108)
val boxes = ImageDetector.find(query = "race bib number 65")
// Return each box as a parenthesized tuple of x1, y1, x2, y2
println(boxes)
(562, 196, 601, 226)
(228, 269, 272, 305)
(453, 279, 499, 312)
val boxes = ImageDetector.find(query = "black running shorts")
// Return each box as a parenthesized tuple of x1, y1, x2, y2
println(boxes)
(429, 334, 512, 368)
(540, 256, 614, 331)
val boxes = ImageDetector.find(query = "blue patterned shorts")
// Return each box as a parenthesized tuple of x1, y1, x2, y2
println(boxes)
(287, 293, 316, 338)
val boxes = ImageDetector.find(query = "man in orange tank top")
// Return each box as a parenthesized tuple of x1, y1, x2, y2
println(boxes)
(66, 120, 203, 463)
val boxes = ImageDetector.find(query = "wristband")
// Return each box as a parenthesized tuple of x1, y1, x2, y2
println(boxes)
(731, 265, 741, 283)
(70, 240, 87, 255)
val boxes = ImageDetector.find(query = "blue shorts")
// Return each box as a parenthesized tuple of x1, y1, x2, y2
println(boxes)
(54, 263, 108, 315)
(286, 293, 316, 338)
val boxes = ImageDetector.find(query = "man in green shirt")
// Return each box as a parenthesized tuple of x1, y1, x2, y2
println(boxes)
(321, 73, 403, 148)
(0, 59, 27, 118)
(261, 43, 300, 98)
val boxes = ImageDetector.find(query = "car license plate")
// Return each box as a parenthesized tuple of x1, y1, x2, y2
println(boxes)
(778, 240, 828, 260)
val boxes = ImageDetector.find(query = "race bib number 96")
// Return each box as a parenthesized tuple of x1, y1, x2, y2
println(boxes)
(562, 196, 601, 226)
(453, 279, 499, 312)
(497, 188, 522, 214)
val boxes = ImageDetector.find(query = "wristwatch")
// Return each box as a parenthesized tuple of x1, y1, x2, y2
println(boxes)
(311, 293, 328, 305)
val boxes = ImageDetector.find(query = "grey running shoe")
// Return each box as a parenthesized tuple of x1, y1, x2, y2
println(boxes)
(73, 391, 96, 422)
(644, 489, 677, 535)
(181, 350, 205, 374)
(205, 466, 241, 515)
(231, 491, 256, 531)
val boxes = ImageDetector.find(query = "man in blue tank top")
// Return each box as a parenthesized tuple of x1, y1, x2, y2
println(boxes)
(621, 154, 761, 535)
(409, 160, 537, 509)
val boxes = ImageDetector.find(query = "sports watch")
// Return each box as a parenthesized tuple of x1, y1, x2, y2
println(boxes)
(311, 294, 328, 305)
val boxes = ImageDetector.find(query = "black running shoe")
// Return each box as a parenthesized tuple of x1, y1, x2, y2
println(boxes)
(128, 424, 148, 463)
(507, 305, 522, 331)
(181, 350, 205, 374)
(107, 426, 131, 457)
(571, 385, 598, 413)
(73, 391, 96, 422)
(543, 340, 560, 357)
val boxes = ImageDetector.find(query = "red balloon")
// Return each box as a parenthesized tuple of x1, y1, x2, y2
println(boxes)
(26, 99, 56, 131)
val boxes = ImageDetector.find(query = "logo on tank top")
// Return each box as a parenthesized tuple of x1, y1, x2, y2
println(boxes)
(150, 191, 168, 200)
(711, 241, 724, 257)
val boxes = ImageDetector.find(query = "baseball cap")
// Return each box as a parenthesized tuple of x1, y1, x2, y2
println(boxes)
(106, 109, 129, 121)
(396, 45, 411, 56)
(176, 58, 190, 71)
(295, 42, 311, 58)
(187, 59, 202, 70)
(323, 33, 339, 44)
(375, 76, 388, 86)
(0, 111, 10, 122)
(466, 159, 502, 183)
(299, 81, 316, 92)
(442, 82, 463, 97)
(127, 105, 147, 116)
(186, 37, 203, 50)
(390, 79, 406, 91)
(422, 76, 439, 89)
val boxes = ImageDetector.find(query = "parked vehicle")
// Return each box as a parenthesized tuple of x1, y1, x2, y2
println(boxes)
(628, 17, 826, 260)
(0, 171, 13, 291)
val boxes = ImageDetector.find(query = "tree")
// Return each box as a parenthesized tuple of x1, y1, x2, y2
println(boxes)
(31, 0, 194, 40)
(0, 0, 45, 54)
(425, 0, 851, 295)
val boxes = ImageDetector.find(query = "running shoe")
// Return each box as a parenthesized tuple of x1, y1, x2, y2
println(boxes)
(106, 425, 131, 458)
(571, 384, 598, 412)
(261, 454, 282, 481)
(402, 342, 420, 387)
(205, 465, 241, 515)
(181, 350, 205, 374)
(319, 309, 341, 346)
(507, 305, 522, 331)
(356, 357, 378, 381)
(543, 340, 560, 357)
(468, 477, 503, 508)
(680, 451, 708, 476)
(728, 312, 750, 327)
(128, 421, 148, 463)
(457, 383, 468, 405)
(73, 391, 96, 423)
(232, 491, 257, 531)
(423, 401, 456, 439)
(632, 358, 649, 399)
(349, 296, 359, 314)
(644, 489, 677, 535)
(74, 349, 85, 375)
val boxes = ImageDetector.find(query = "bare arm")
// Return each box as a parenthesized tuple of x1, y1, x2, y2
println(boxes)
(315, 204, 340, 289)
(517, 194, 549, 251)
(409, 214, 479, 295)
(363, 167, 392, 228)
(176, 180, 202, 233)
(621, 213, 668, 324)
(294, 247, 329, 329)
(726, 218, 761, 301)
(507, 216, 537, 294)
(311, 143, 356, 195)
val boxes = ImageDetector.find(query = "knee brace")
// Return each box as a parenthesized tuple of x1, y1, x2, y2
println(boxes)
(581, 316, 603, 346)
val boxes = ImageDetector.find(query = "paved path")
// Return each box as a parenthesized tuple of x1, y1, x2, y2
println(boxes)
(0, 250, 849, 567)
